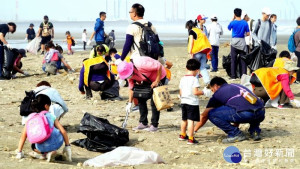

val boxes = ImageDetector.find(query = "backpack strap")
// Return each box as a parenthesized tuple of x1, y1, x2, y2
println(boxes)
(254, 19, 261, 35)
(132, 62, 152, 83)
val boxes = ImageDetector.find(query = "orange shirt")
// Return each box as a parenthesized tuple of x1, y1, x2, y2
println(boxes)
(66, 35, 74, 45)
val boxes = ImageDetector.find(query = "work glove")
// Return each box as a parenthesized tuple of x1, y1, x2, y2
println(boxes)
(87, 39, 92, 46)
(290, 99, 300, 108)
(62, 145, 72, 162)
(126, 102, 133, 113)
(202, 87, 212, 98)
(16, 152, 24, 159)
(271, 46, 277, 50)
(5, 44, 12, 49)
(23, 71, 29, 76)
(25, 38, 27, 40)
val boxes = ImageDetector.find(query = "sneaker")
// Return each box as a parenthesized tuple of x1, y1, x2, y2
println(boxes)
(106, 96, 123, 101)
(132, 123, 149, 131)
(229, 77, 237, 80)
(46, 151, 56, 162)
(250, 131, 261, 141)
(11, 74, 16, 79)
(132, 105, 139, 112)
(68, 69, 75, 73)
(222, 132, 247, 143)
(210, 69, 218, 72)
(28, 151, 46, 160)
(178, 134, 188, 141)
(294, 81, 300, 84)
(145, 125, 158, 132)
(187, 138, 199, 145)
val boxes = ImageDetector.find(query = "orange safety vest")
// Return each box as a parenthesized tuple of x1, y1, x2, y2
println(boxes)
(188, 28, 212, 54)
(253, 67, 296, 100)
(83, 57, 111, 86)
(165, 68, 171, 80)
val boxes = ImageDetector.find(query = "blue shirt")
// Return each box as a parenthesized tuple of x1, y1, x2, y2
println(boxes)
(206, 83, 263, 112)
(228, 20, 249, 38)
(94, 18, 105, 42)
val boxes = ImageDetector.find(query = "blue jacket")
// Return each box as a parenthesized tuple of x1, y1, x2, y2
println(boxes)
(94, 18, 105, 42)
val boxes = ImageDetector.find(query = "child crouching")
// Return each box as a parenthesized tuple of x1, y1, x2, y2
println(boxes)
(16, 94, 72, 162)
(179, 59, 211, 144)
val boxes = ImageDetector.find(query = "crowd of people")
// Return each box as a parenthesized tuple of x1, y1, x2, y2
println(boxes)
(0, 2, 300, 164)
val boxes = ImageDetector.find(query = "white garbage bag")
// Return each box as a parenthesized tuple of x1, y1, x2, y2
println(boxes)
(83, 146, 164, 167)
(26, 37, 41, 55)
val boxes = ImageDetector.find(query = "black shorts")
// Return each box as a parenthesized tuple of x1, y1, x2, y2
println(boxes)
(41, 35, 51, 44)
(181, 104, 200, 121)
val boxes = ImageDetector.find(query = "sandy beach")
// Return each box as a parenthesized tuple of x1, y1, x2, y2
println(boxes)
(0, 42, 300, 169)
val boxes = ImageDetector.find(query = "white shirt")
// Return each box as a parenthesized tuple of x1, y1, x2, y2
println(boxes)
(82, 32, 87, 42)
(179, 76, 200, 105)
(207, 22, 223, 46)
(126, 19, 157, 60)
(245, 20, 254, 46)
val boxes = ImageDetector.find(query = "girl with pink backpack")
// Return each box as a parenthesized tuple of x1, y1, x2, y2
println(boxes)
(16, 94, 72, 162)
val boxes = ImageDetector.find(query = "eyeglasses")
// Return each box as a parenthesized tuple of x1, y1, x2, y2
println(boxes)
(129, 11, 134, 14)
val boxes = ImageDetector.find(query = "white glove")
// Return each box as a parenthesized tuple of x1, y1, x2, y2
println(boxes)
(62, 145, 72, 162)
(5, 44, 12, 49)
(271, 46, 277, 50)
(257, 40, 261, 45)
(25, 38, 27, 40)
(23, 71, 29, 76)
(87, 39, 92, 46)
(290, 99, 300, 108)
(126, 102, 133, 113)
(202, 88, 212, 98)
(115, 59, 122, 66)
(16, 152, 24, 159)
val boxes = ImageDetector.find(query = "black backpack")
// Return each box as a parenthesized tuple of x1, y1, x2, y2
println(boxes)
(20, 90, 36, 116)
(71, 38, 75, 46)
(132, 22, 161, 60)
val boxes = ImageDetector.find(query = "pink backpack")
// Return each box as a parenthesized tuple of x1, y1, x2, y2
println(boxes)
(26, 111, 54, 144)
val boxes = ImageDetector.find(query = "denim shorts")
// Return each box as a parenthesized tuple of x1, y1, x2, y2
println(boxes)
(35, 128, 63, 153)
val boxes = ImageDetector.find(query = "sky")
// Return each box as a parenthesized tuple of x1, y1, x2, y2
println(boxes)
(0, 0, 299, 22)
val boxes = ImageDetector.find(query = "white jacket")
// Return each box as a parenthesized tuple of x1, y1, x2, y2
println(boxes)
(207, 22, 223, 46)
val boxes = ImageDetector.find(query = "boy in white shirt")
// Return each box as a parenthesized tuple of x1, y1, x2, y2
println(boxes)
(179, 59, 211, 144)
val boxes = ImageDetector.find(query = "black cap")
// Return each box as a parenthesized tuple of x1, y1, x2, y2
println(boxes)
(29, 23, 34, 27)
(44, 15, 48, 19)
(18, 49, 26, 57)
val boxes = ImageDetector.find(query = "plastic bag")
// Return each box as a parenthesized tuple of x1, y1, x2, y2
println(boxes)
(72, 113, 129, 152)
(153, 85, 173, 111)
(2, 47, 18, 79)
(26, 37, 41, 55)
(83, 146, 164, 167)
(222, 53, 240, 78)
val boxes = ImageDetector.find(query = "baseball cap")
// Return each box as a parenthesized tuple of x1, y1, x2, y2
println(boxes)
(44, 15, 49, 19)
(210, 15, 217, 20)
(29, 23, 34, 27)
(18, 49, 27, 57)
(262, 7, 271, 15)
(197, 14, 208, 21)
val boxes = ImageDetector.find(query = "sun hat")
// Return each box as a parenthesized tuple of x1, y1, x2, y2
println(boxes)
(284, 61, 299, 71)
(18, 49, 27, 57)
(262, 7, 271, 15)
(197, 14, 208, 21)
(117, 61, 134, 80)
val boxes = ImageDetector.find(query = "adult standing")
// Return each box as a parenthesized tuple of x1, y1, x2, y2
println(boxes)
(228, 8, 250, 79)
(186, 20, 211, 85)
(88, 12, 107, 46)
(107, 30, 115, 48)
(37, 15, 54, 55)
(194, 77, 265, 143)
(25, 23, 35, 42)
(252, 7, 272, 47)
(120, 3, 159, 61)
(242, 12, 254, 53)
(292, 17, 300, 82)
(270, 14, 277, 49)
(117, 57, 166, 132)
(0, 22, 17, 78)
(196, 14, 208, 37)
(82, 29, 87, 50)
(207, 15, 223, 72)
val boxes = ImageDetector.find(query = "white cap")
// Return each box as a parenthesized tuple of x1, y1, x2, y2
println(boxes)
(241, 11, 247, 19)
(211, 15, 217, 20)
(262, 7, 271, 15)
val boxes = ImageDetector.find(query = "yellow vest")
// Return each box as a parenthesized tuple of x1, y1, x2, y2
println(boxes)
(189, 28, 212, 54)
(110, 53, 131, 75)
(83, 57, 111, 86)
(253, 67, 296, 100)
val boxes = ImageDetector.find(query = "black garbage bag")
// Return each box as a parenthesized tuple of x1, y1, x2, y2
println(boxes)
(222, 53, 240, 78)
(72, 113, 129, 152)
(241, 41, 277, 71)
(2, 47, 19, 79)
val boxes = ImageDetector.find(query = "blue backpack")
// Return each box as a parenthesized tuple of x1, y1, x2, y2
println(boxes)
(288, 29, 300, 52)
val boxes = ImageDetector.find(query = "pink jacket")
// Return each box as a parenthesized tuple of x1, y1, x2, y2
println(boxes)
(278, 74, 294, 100)
(128, 57, 166, 89)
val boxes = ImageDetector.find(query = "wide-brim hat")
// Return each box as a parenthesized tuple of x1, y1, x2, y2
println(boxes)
(284, 61, 299, 71)
(117, 61, 134, 80)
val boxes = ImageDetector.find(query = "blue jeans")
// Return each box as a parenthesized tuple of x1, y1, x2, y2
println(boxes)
(211, 45, 219, 71)
(194, 52, 210, 84)
(208, 106, 265, 137)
